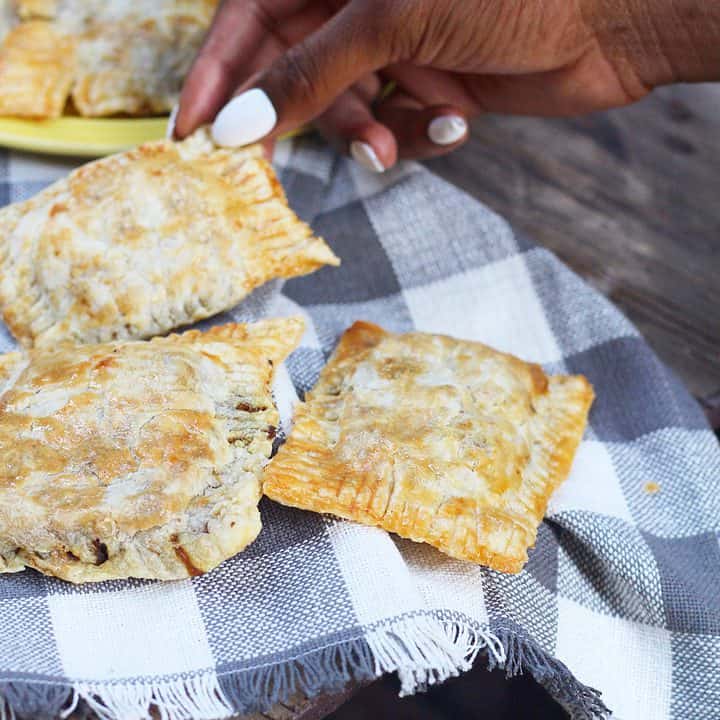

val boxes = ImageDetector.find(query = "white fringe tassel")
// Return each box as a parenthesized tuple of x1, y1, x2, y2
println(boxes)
(2, 616, 504, 720)
(64, 673, 234, 720)
(366, 615, 505, 696)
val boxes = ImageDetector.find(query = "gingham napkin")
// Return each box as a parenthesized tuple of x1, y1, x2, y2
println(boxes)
(0, 137, 718, 720)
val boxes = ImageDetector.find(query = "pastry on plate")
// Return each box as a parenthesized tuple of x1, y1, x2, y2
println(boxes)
(263, 321, 594, 573)
(0, 0, 218, 117)
(0, 127, 338, 348)
(71, 16, 205, 117)
(64, 1, 218, 117)
(0, 20, 75, 117)
(0, 317, 304, 583)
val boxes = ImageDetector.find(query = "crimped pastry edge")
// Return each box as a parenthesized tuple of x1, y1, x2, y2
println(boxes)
(0, 316, 305, 582)
(0, 128, 337, 348)
(263, 321, 593, 573)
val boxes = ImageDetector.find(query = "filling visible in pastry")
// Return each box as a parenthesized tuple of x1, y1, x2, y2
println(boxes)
(0, 127, 339, 348)
(263, 321, 594, 573)
(0, 317, 304, 583)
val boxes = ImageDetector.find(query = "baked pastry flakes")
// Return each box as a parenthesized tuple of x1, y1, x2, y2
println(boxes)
(0, 20, 75, 117)
(0, 127, 338, 348)
(0, 317, 304, 583)
(65, 1, 218, 117)
(14, 0, 57, 20)
(1, 0, 218, 117)
(263, 322, 594, 573)
(16, 0, 216, 25)
(71, 17, 205, 117)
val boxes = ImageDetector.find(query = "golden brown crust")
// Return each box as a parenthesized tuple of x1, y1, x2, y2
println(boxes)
(14, 0, 57, 20)
(70, 14, 208, 117)
(0, 127, 338, 348)
(332, 320, 387, 362)
(0, 21, 75, 117)
(1, 1, 218, 118)
(263, 322, 594, 573)
(0, 317, 305, 583)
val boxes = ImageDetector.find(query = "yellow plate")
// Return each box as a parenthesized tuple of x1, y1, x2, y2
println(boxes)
(0, 116, 169, 157)
(0, 115, 309, 157)
(0, 79, 393, 156)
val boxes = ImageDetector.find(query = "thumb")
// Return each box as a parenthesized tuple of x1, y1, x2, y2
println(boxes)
(211, 1, 393, 147)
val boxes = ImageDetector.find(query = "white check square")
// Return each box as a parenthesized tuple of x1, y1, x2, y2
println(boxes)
(404, 254, 562, 364)
(548, 441, 633, 522)
(395, 538, 489, 627)
(49, 582, 214, 680)
(326, 522, 426, 626)
(556, 596, 672, 720)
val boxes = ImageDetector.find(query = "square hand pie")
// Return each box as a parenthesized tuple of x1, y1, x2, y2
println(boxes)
(71, 17, 205, 117)
(1, 0, 217, 117)
(263, 322, 594, 573)
(64, 1, 218, 117)
(0, 127, 338, 348)
(0, 317, 304, 583)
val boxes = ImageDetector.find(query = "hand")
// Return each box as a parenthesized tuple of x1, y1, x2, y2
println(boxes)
(175, 0, 720, 171)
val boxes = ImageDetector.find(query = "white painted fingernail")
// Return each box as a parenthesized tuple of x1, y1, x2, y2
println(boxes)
(166, 104, 178, 139)
(428, 115, 467, 145)
(350, 141, 385, 173)
(211, 88, 277, 147)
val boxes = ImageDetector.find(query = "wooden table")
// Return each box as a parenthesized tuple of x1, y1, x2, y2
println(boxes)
(249, 81, 720, 720)
(429, 82, 720, 428)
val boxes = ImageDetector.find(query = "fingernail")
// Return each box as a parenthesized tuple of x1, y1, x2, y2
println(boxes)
(166, 104, 178, 139)
(427, 115, 467, 145)
(211, 88, 277, 147)
(350, 141, 385, 173)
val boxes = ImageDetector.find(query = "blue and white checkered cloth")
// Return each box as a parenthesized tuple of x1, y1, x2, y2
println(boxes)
(0, 136, 718, 720)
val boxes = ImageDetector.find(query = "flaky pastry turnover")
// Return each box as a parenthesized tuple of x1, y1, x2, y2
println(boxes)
(0, 0, 218, 117)
(0, 317, 304, 583)
(263, 321, 594, 573)
(0, 127, 338, 348)
(68, 0, 217, 117)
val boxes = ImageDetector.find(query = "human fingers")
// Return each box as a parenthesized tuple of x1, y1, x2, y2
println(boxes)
(211, 0, 395, 147)
(175, 0, 313, 137)
(373, 91, 468, 160)
(312, 74, 397, 171)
